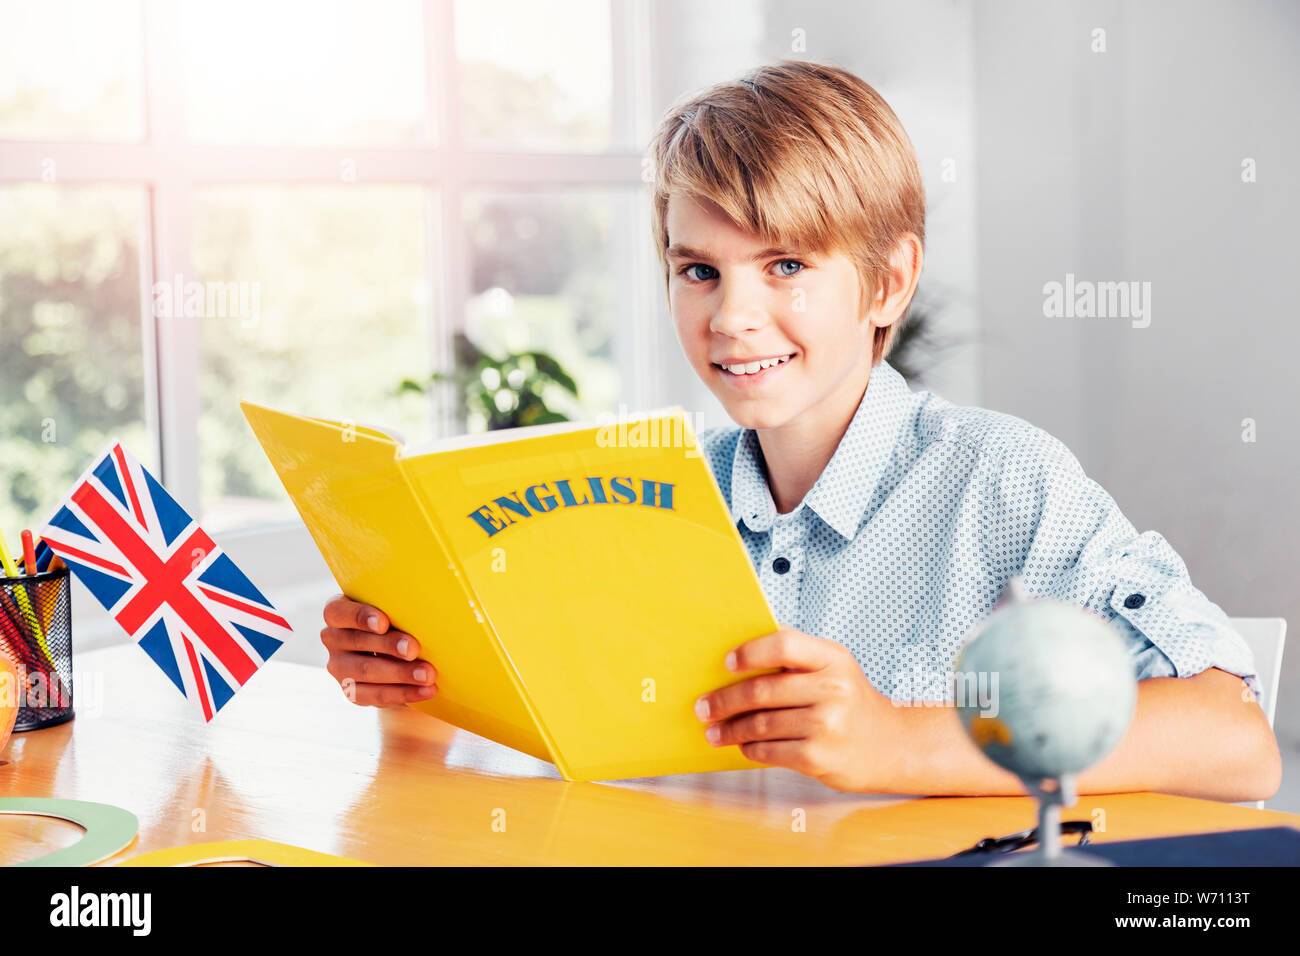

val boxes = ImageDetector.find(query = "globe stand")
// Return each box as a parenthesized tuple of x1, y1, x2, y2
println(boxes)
(991, 774, 1111, 866)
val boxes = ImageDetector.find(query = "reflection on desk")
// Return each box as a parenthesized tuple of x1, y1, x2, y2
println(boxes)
(0, 644, 1295, 866)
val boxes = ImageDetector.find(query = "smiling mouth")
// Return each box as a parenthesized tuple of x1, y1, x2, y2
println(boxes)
(712, 353, 796, 376)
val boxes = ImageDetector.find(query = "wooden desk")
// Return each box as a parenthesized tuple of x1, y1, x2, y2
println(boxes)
(2, 644, 1296, 866)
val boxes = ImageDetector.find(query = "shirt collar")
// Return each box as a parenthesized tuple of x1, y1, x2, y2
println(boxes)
(729, 360, 916, 541)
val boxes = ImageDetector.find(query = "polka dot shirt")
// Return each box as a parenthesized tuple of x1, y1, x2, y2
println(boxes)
(697, 359, 1260, 703)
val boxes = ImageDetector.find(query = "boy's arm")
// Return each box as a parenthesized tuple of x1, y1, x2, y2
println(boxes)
(982, 428, 1264, 701)
(699, 629, 1280, 803)
(966, 428, 1279, 800)
(885, 665, 1282, 803)
(702, 428, 1280, 800)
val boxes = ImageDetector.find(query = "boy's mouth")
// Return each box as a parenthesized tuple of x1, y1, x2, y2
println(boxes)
(711, 352, 796, 385)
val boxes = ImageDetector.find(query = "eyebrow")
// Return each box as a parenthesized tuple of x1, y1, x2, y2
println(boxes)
(665, 243, 802, 263)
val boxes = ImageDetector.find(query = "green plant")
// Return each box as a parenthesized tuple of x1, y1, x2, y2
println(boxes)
(398, 331, 579, 430)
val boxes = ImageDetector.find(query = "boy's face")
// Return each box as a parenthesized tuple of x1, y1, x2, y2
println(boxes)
(665, 192, 878, 432)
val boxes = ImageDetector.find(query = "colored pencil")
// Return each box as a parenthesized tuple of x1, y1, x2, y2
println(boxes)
(0, 527, 52, 666)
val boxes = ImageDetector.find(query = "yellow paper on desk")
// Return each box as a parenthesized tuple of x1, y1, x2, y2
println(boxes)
(240, 399, 779, 781)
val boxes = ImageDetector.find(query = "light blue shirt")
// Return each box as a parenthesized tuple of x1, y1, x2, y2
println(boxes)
(697, 359, 1260, 702)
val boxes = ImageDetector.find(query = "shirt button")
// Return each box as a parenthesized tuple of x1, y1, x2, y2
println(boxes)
(1123, 593, 1146, 610)
(772, 556, 791, 574)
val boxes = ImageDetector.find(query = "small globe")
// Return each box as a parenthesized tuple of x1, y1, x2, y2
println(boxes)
(955, 582, 1137, 781)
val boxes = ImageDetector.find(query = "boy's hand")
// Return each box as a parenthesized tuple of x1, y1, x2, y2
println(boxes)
(320, 594, 438, 707)
(695, 627, 900, 792)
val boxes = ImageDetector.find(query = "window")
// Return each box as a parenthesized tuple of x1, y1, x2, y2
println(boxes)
(455, 0, 616, 151)
(0, 0, 145, 141)
(193, 185, 434, 532)
(463, 190, 628, 425)
(0, 185, 154, 537)
(178, 0, 428, 147)
(0, 0, 655, 545)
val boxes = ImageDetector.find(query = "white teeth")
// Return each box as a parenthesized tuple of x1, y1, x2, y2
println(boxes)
(720, 354, 792, 375)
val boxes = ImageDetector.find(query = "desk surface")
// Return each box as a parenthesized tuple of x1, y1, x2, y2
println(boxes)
(2, 644, 1296, 866)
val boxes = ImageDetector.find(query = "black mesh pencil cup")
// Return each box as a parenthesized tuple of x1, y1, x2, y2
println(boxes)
(0, 566, 74, 730)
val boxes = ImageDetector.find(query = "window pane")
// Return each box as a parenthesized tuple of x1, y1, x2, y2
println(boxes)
(194, 186, 434, 532)
(0, 0, 144, 141)
(0, 185, 152, 537)
(462, 191, 622, 429)
(179, 0, 428, 146)
(456, 0, 613, 151)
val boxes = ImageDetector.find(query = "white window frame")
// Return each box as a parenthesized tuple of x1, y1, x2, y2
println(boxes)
(0, 0, 659, 584)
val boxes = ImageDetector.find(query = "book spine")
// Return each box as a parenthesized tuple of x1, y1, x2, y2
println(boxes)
(394, 459, 573, 780)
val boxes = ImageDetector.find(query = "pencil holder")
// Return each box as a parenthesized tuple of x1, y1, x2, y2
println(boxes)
(0, 567, 74, 731)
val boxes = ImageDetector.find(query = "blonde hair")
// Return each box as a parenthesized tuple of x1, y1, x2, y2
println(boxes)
(647, 59, 926, 366)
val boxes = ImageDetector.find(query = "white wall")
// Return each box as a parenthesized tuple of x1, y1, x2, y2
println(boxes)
(973, 0, 1300, 748)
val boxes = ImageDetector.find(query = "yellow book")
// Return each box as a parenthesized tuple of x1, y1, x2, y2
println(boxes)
(240, 400, 780, 781)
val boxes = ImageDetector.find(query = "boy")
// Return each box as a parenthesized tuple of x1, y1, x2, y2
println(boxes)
(321, 60, 1280, 803)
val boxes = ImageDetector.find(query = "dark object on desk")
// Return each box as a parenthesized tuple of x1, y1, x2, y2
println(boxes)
(951, 819, 1095, 857)
(887, 826, 1300, 866)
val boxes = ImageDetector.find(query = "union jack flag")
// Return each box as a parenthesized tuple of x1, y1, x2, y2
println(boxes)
(39, 441, 291, 721)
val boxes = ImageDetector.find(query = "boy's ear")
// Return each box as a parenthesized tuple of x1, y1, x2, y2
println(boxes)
(865, 233, 924, 329)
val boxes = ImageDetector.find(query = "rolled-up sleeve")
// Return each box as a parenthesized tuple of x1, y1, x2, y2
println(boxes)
(979, 426, 1261, 700)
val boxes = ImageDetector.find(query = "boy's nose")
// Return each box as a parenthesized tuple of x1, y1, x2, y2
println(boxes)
(709, 309, 767, 337)
(709, 287, 770, 336)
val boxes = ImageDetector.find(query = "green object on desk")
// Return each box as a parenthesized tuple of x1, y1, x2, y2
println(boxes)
(0, 798, 139, 866)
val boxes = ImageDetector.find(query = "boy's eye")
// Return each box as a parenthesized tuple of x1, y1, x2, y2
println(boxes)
(681, 263, 718, 282)
(678, 260, 806, 281)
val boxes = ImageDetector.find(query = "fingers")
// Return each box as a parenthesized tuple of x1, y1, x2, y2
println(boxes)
(328, 649, 436, 685)
(329, 650, 438, 709)
(341, 678, 438, 708)
(736, 738, 820, 775)
(695, 671, 822, 723)
(322, 593, 390, 634)
(320, 624, 423, 662)
(705, 706, 814, 748)
(726, 627, 845, 675)
(701, 701, 832, 779)
(321, 595, 438, 708)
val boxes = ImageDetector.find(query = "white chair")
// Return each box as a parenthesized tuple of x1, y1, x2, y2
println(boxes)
(1228, 617, 1286, 809)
